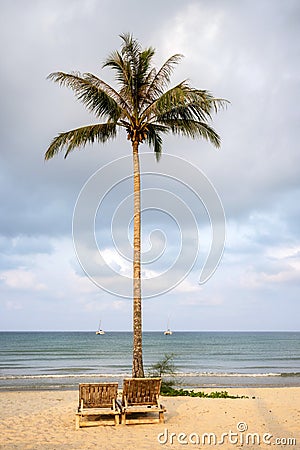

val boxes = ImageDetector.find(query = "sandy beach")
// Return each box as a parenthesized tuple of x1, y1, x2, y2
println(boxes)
(0, 387, 299, 449)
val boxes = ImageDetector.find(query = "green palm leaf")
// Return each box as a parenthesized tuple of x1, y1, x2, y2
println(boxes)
(45, 123, 117, 159)
(47, 72, 122, 121)
(145, 124, 169, 160)
(142, 54, 183, 106)
(159, 119, 221, 147)
(46, 34, 227, 160)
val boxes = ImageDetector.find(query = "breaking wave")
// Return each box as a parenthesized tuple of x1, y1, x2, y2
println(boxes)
(2, 371, 300, 381)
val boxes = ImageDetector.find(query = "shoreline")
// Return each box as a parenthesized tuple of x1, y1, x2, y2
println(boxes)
(0, 387, 299, 449)
(2, 382, 300, 393)
(1, 374, 300, 392)
(1, 383, 300, 393)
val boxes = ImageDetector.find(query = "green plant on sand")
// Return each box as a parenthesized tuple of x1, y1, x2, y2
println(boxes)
(148, 353, 179, 392)
(161, 386, 249, 399)
(149, 353, 250, 398)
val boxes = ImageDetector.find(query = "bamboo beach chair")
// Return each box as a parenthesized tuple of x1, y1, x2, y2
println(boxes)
(117, 378, 166, 425)
(75, 382, 120, 428)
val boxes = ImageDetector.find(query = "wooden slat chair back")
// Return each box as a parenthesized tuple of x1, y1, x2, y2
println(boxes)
(122, 377, 161, 407)
(79, 383, 117, 409)
(119, 378, 165, 425)
(76, 382, 120, 428)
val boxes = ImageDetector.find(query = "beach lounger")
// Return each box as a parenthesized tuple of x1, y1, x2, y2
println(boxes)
(118, 378, 166, 425)
(75, 382, 120, 428)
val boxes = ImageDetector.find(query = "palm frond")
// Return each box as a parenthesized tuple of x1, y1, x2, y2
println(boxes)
(186, 89, 229, 116)
(103, 50, 136, 112)
(103, 50, 130, 87)
(145, 124, 168, 160)
(104, 34, 156, 113)
(143, 83, 227, 130)
(46, 33, 228, 163)
(47, 72, 122, 121)
(140, 82, 185, 121)
(135, 48, 155, 100)
(210, 97, 230, 113)
(138, 48, 155, 81)
(104, 34, 139, 92)
(157, 119, 221, 148)
(83, 72, 131, 116)
(142, 54, 183, 106)
(120, 32, 142, 74)
(45, 123, 117, 160)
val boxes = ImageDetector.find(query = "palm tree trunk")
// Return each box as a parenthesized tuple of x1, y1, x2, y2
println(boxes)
(132, 140, 144, 378)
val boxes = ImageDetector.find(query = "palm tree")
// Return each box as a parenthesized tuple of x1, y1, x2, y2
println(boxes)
(45, 33, 227, 378)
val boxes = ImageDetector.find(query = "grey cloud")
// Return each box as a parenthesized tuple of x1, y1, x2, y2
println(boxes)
(0, 0, 299, 330)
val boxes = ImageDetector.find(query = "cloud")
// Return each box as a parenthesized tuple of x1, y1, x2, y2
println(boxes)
(0, 268, 46, 291)
(0, 0, 299, 330)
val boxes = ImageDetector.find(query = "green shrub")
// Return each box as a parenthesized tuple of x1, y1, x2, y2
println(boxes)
(148, 353, 179, 391)
(148, 353, 250, 399)
(161, 386, 249, 399)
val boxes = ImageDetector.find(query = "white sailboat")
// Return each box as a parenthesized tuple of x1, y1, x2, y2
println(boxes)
(164, 318, 173, 335)
(164, 328, 173, 335)
(95, 320, 105, 335)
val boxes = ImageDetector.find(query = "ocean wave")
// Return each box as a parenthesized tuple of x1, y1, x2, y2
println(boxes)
(0, 373, 131, 381)
(2, 371, 300, 381)
(177, 372, 282, 378)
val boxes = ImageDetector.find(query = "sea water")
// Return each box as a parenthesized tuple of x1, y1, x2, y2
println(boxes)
(0, 331, 299, 391)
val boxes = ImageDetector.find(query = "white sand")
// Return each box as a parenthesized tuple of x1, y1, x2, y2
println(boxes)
(0, 387, 299, 449)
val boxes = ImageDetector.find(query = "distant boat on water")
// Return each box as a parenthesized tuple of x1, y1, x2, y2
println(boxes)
(95, 320, 105, 335)
(164, 318, 173, 335)
(164, 328, 173, 335)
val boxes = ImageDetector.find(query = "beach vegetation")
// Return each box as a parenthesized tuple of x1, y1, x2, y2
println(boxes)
(149, 354, 249, 398)
(148, 352, 179, 391)
(148, 352, 176, 378)
(44, 33, 227, 378)
(161, 387, 249, 398)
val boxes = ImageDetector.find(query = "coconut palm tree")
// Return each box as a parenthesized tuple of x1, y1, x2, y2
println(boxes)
(45, 33, 227, 378)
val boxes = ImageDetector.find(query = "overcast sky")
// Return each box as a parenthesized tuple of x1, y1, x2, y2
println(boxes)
(0, 0, 299, 331)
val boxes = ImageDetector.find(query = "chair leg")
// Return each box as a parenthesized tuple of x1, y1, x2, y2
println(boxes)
(115, 414, 120, 426)
(159, 411, 164, 423)
(75, 415, 80, 429)
(121, 412, 126, 425)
